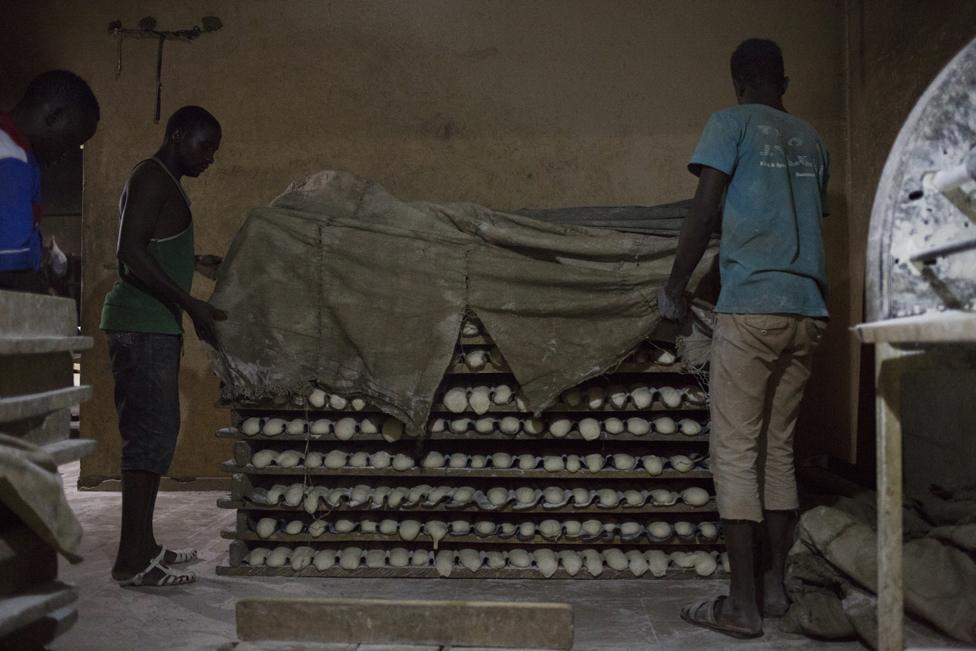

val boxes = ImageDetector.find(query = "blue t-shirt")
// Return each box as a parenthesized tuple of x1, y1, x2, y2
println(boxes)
(0, 115, 42, 272)
(689, 104, 830, 317)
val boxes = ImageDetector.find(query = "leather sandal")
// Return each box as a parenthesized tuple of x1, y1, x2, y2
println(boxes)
(680, 596, 763, 639)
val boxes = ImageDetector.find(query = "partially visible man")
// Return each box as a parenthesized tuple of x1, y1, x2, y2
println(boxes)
(0, 70, 99, 293)
(659, 39, 830, 639)
(101, 105, 227, 587)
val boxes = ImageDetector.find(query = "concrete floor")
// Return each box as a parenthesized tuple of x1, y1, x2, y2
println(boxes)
(51, 462, 871, 651)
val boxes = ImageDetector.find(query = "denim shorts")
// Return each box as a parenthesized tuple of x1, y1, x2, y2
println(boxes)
(105, 331, 182, 475)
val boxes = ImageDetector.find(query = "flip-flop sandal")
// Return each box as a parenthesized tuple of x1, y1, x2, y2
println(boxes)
(161, 547, 198, 564)
(762, 601, 790, 618)
(680, 596, 763, 639)
(114, 550, 196, 587)
(758, 581, 790, 617)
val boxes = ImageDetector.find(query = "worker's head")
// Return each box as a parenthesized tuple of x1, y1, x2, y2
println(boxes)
(730, 38, 788, 104)
(163, 106, 221, 178)
(13, 70, 100, 165)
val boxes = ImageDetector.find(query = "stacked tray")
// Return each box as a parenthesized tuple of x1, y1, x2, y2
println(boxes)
(0, 291, 95, 647)
(216, 318, 724, 579)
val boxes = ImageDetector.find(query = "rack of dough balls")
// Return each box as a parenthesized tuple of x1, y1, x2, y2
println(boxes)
(217, 313, 715, 579)
(218, 480, 725, 578)
(220, 411, 708, 443)
(218, 468, 719, 578)
(221, 541, 730, 579)
(220, 476, 715, 513)
(217, 478, 717, 529)
(218, 381, 709, 444)
(452, 317, 693, 375)
(227, 509, 723, 547)
(224, 442, 713, 479)
(221, 380, 707, 417)
(436, 380, 707, 415)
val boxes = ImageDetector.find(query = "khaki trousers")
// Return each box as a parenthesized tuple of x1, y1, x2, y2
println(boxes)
(709, 313, 826, 522)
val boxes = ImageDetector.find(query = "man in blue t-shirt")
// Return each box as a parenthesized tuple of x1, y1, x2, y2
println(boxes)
(0, 70, 99, 293)
(660, 39, 830, 639)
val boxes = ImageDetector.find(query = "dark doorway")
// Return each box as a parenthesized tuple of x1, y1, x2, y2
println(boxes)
(40, 145, 84, 317)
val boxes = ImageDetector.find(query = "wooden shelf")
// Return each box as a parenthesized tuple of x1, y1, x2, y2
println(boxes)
(215, 565, 719, 580)
(223, 462, 712, 480)
(443, 361, 697, 376)
(43, 439, 96, 466)
(221, 529, 723, 547)
(218, 425, 708, 442)
(458, 334, 493, 345)
(217, 498, 718, 515)
(217, 427, 709, 444)
(225, 401, 708, 414)
(3, 605, 79, 649)
(0, 386, 92, 424)
(430, 403, 708, 415)
(855, 310, 976, 343)
(0, 335, 93, 355)
(612, 362, 697, 374)
(0, 581, 77, 640)
(444, 365, 514, 376)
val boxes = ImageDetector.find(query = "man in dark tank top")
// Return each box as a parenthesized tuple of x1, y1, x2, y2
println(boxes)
(100, 106, 226, 587)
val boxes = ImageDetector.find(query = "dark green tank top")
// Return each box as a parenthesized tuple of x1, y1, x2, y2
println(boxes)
(100, 159, 195, 334)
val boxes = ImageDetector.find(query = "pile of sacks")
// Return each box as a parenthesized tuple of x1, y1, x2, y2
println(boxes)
(784, 484, 976, 647)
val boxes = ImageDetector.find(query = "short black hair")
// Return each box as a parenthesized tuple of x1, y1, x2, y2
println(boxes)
(730, 39, 785, 88)
(165, 105, 221, 138)
(22, 70, 100, 122)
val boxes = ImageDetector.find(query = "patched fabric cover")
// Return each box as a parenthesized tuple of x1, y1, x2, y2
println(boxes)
(209, 171, 715, 431)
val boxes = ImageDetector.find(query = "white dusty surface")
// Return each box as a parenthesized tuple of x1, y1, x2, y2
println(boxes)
(49, 462, 889, 650)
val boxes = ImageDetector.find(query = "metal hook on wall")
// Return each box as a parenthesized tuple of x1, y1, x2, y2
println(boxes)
(108, 15, 223, 123)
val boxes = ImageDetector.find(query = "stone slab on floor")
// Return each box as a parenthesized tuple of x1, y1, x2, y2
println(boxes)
(223, 644, 555, 651)
(219, 643, 365, 651)
(237, 597, 572, 649)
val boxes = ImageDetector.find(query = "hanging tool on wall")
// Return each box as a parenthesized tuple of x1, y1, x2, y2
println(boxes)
(108, 16, 223, 123)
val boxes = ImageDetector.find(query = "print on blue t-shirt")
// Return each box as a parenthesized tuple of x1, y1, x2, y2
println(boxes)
(689, 104, 830, 317)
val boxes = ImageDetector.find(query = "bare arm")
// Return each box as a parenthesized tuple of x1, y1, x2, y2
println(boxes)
(658, 166, 729, 320)
(117, 166, 226, 346)
(194, 254, 222, 280)
(117, 167, 196, 310)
